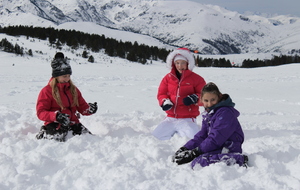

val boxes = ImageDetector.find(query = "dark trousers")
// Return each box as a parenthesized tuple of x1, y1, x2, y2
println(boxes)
(36, 122, 91, 142)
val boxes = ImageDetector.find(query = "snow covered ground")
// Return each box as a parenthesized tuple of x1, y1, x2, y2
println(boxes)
(0, 36, 300, 189)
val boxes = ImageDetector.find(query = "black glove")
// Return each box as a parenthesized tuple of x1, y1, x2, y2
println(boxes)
(88, 102, 98, 114)
(175, 147, 188, 156)
(56, 112, 70, 127)
(172, 147, 188, 162)
(173, 147, 201, 165)
(183, 94, 198, 106)
(161, 99, 173, 111)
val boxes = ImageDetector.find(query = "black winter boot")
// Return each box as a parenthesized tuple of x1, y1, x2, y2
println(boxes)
(243, 155, 249, 168)
(36, 126, 46, 139)
(70, 123, 92, 136)
(37, 123, 68, 142)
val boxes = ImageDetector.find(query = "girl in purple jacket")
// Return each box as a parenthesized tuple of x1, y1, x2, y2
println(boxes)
(173, 82, 248, 168)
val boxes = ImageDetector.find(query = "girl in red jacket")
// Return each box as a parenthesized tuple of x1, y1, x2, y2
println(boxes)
(36, 52, 97, 141)
(153, 48, 206, 140)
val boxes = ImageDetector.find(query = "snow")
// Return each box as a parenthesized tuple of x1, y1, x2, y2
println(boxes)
(1, 33, 300, 190)
(56, 22, 175, 50)
(3, 0, 300, 54)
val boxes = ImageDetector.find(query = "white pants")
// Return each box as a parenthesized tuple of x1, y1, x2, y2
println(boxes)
(152, 117, 200, 140)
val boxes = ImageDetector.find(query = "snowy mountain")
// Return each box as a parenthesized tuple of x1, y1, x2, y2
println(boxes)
(1, 0, 300, 55)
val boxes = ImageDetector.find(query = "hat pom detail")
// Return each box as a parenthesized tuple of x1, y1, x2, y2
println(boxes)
(54, 52, 64, 59)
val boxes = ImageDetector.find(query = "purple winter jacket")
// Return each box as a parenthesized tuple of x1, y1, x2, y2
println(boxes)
(184, 94, 244, 167)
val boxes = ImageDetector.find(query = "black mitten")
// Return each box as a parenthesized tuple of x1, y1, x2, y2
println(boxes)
(174, 147, 201, 165)
(56, 112, 70, 127)
(174, 147, 188, 156)
(183, 94, 198, 106)
(88, 102, 98, 114)
(161, 99, 173, 111)
(172, 147, 188, 162)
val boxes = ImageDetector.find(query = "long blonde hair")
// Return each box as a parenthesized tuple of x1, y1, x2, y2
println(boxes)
(50, 78, 78, 110)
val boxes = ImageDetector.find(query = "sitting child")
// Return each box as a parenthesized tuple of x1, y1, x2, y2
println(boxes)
(173, 82, 248, 168)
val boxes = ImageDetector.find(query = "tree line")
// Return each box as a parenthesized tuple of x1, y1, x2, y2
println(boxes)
(0, 38, 32, 56)
(0, 25, 170, 64)
(194, 54, 300, 68)
(241, 55, 300, 68)
(0, 25, 299, 68)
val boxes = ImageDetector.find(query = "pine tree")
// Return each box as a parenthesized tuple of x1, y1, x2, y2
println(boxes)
(82, 50, 88, 58)
(88, 55, 94, 63)
(28, 49, 33, 56)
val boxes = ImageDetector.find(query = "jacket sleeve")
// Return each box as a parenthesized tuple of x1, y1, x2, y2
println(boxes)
(194, 75, 206, 106)
(199, 108, 238, 153)
(184, 122, 208, 150)
(157, 75, 170, 106)
(76, 88, 91, 116)
(36, 87, 57, 122)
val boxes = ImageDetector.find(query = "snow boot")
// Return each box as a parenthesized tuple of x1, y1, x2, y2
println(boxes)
(70, 123, 92, 136)
(243, 155, 249, 168)
(36, 125, 46, 139)
(36, 123, 68, 142)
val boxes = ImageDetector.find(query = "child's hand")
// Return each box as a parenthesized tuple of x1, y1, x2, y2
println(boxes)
(161, 99, 173, 111)
(183, 94, 198, 106)
(174, 147, 188, 157)
(88, 102, 98, 114)
(173, 147, 201, 165)
(56, 112, 70, 127)
(172, 147, 188, 162)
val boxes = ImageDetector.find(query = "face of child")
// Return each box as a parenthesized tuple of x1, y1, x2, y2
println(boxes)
(174, 60, 188, 73)
(57, 74, 71, 83)
(201, 92, 220, 109)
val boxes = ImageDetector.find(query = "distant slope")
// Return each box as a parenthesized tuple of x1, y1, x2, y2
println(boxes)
(1, 0, 300, 54)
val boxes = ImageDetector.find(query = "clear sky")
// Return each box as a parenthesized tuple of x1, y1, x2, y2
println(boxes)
(188, 0, 300, 17)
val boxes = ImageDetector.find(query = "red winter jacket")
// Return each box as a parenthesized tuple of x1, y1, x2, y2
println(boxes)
(36, 78, 91, 126)
(157, 68, 206, 118)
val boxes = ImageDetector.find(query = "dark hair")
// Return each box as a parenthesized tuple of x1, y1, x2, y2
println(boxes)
(200, 82, 222, 98)
(54, 52, 64, 59)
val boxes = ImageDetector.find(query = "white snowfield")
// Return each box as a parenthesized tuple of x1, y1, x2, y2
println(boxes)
(0, 46, 300, 189)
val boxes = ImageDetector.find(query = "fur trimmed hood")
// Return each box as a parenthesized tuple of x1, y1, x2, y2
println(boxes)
(166, 48, 195, 71)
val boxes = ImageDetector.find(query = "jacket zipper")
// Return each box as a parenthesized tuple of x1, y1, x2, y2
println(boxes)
(172, 71, 184, 118)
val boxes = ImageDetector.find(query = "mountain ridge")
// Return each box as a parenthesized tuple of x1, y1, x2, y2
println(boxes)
(1, 0, 300, 55)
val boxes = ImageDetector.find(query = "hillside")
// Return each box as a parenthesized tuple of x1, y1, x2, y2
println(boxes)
(1, 0, 300, 55)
